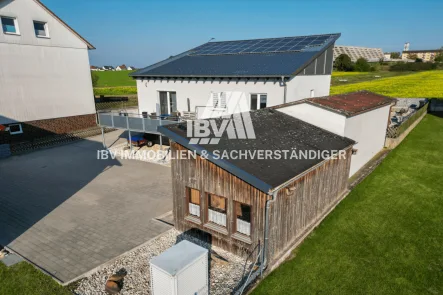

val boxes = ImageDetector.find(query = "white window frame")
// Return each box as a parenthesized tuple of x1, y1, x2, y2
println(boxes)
(33, 20, 50, 38)
(1, 16, 20, 35)
(9, 124, 23, 135)
(157, 90, 177, 115)
(212, 92, 227, 110)
(250, 93, 267, 110)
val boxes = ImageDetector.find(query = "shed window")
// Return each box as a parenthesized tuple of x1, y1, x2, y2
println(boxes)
(1, 16, 19, 35)
(33, 21, 49, 37)
(235, 202, 251, 236)
(207, 194, 227, 227)
(187, 187, 200, 217)
(9, 124, 23, 135)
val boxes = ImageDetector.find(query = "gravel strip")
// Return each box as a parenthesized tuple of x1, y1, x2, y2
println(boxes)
(75, 229, 250, 295)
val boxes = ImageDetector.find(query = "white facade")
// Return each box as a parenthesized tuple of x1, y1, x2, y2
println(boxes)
(136, 75, 331, 117)
(277, 102, 391, 177)
(333, 45, 384, 62)
(0, 0, 95, 124)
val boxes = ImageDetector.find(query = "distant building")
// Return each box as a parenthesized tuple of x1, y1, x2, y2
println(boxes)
(102, 66, 114, 71)
(401, 49, 443, 62)
(116, 64, 127, 71)
(90, 65, 99, 71)
(384, 52, 392, 59)
(127, 66, 136, 71)
(333, 46, 384, 62)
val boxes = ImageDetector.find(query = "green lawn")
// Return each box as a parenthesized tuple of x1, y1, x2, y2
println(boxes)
(94, 70, 136, 87)
(331, 71, 414, 86)
(0, 262, 71, 295)
(252, 113, 443, 295)
(331, 70, 443, 98)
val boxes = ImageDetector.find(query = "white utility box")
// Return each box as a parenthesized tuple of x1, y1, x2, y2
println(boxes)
(150, 240, 209, 295)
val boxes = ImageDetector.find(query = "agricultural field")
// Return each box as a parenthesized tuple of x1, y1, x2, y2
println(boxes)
(253, 113, 443, 295)
(94, 70, 136, 87)
(93, 86, 137, 96)
(331, 71, 414, 86)
(330, 70, 443, 98)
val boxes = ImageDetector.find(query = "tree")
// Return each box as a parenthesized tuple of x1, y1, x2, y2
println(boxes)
(91, 71, 99, 87)
(354, 57, 371, 72)
(415, 58, 423, 63)
(334, 54, 353, 71)
(390, 52, 401, 59)
(435, 52, 443, 63)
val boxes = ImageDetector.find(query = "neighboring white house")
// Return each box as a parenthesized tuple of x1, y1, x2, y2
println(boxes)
(0, 0, 96, 144)
(131, 33, 341, 117)
(102, 65, 114, 71)
(275, 91, 393, 177)
(127, 66, 136, 71)
(116, 64, 127, 71)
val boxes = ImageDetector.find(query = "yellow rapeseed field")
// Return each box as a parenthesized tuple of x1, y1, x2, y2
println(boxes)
(332, 72, 368, 77)
(330, 70, 443, 98)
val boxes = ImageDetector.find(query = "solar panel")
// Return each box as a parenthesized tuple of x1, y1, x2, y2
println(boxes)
(191, 34, 338, 56)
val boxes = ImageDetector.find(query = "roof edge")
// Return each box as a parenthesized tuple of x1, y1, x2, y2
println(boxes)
(34, 0, 95, 49)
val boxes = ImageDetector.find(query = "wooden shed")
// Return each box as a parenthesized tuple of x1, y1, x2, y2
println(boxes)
(159, 109, 355, 269)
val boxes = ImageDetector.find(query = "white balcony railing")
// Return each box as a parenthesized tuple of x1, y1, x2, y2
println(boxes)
(208, 209, 227, 227)
(189, 203, 200, 217)
(237, 219, 251, 236)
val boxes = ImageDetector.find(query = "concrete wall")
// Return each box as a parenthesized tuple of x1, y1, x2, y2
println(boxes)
(345, 105, 391, 176)
(276, 103, 346, 136)
(136, 75, 331, 117)
(0, 0, 94, 124)
(277, 102, 391, 177)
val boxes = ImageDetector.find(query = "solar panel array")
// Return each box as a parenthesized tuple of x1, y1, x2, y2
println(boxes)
(191, 34, 338, 56)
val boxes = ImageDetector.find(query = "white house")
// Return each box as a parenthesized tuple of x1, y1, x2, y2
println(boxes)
(116, 64, 127, 71)
(131, 33, 340, 117)
(0, 0, 96, 145)
(102, 65, 114, 71)
(127, 66, 136, 71)
(275, 91, 393, 177)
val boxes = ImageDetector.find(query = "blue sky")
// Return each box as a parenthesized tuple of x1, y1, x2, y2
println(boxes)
(42, 0, 443, 68)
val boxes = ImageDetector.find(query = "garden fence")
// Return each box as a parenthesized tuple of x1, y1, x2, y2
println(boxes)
(386, 103, 428, 138)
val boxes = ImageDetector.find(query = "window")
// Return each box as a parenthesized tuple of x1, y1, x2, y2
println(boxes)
(1, 16, 19, 35)
(186, 187, 200, 217)
(159, 91, 177, 115)
(212, 92, 227, 109)
(33, 21, 49, 38)
(235, 202, 251, 236)
(250, 94, 267, 110)
(9, 124, 23, 135)
(207, 194, 227, 227)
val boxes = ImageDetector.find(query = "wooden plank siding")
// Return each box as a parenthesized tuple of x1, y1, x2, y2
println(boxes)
(266, 148, 353, 265)
(171, 142, 271, 257)
(170, 141, 353, 264)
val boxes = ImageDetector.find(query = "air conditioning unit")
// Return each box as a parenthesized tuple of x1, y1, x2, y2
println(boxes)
(150, 240, 208, 295)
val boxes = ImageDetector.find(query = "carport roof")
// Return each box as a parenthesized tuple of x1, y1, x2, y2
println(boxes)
(159, 109, 355, 194)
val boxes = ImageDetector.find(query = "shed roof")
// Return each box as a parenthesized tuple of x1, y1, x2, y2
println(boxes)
(131, 33, 340, 78)
(306, 91, 395, 117)
(159, 109, 355, 193)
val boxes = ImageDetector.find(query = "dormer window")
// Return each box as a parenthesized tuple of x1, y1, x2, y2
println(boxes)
(34, 21, 49, 38)
(1, 16, 19, 35)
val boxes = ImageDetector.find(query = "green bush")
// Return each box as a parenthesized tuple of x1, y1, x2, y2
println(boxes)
(354, 57, 371, 72)
(334, 54, 353, 71)
(93, 86, 137, 95)
(91, 72, 99, 87)
(389, 62, 437, 71)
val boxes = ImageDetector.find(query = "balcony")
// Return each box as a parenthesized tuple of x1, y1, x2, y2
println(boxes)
(97, 111, 180, 134)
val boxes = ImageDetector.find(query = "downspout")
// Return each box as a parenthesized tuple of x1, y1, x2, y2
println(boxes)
(281, 76, 287, 104)
(261, 189, 279, 276)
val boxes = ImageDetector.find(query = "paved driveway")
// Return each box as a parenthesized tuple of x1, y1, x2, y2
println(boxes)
(0, 131, 172, 283)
